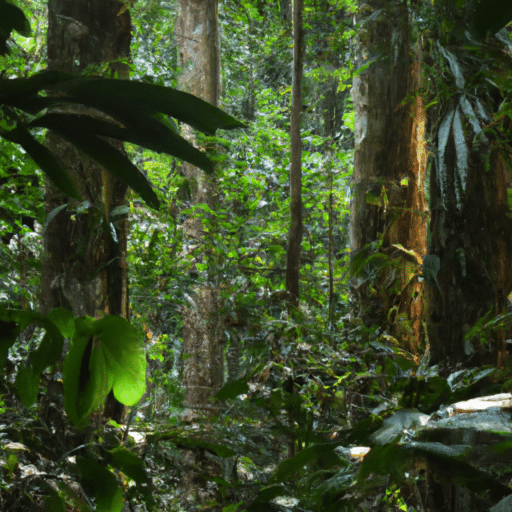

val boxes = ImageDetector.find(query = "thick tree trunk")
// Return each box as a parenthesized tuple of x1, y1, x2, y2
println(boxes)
(350, 0, 427, 353)
(42, 0, 131, 421)
(428, 124, 512, 367)
(425, 6, 512, 369)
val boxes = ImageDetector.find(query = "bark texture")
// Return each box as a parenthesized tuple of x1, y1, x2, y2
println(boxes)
(176, 0, 224, 419)
(175, 0, 226, 503)
(42, 0, 131, 421)
(350, 0, 427, 353)
(426, 6, 512, 368)
(428, 130, 512, 367)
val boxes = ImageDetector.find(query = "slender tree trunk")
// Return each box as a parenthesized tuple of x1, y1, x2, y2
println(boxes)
(42, 0, 131, 421)
(285, 0, 304, 310)
(176, 0, 223, 420)
(175, 0, 226, 503)
(282, 0, 304, 461)
(350, 0, 427, 354)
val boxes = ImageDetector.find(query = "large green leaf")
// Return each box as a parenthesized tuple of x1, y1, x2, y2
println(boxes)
(48, 308, 76, 338)
(16, 364, 40, 408)
(101, 446, 149, 485)
(93, 315, 146, 406)
(78, 342, 109, 420)
(1, 70, 246, 203)
(77, 457, 123, 512)
(0, 70, 74, 102)
(62, 315, 145, 427)
(54, 77, 247, 135)
(9, 124, 82, 201)
(30, 114, 159, 209)
(63, 317, 96, 427)
(32, 111, 214, 174)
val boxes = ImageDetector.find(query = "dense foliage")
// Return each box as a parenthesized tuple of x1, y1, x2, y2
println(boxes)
(2, 1, 512, 511)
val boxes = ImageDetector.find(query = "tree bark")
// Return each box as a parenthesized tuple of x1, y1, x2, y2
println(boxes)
(42, 0, 131, 421)
(285, 0, 304, 310)
(175, 0, 226, 503)
(428, 115, 512, 367)
(350, 0, 427, 353)
(176, 0, 224, 420)
(425, 5, 512, 369)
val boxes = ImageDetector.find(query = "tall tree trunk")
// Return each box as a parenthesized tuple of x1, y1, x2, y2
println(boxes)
(427, 99, 512, 368)
(41, 0, 131, 421)
(282, 0, 304, 462)
(175, 0, 225, 503)
(425, 3, 512, 369)
(350, 0, 427, 354)
(176, 0, 223, 419)
(285, 0, 304, 310)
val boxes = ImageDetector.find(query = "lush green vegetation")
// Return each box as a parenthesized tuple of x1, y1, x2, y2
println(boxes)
(2, 1, 512, 511)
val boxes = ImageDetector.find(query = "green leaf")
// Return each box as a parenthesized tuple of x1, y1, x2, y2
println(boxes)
(11, 125, 82, 201)
(215, 377, 250, 400)
(0, 71, 75, 103)
(48, 308, 76, 338)
(32, 111, 214, 176)
(93, 316, 146, 406)
(105, 446, 149, 484)
(63, 317, 95, 427)
(78, 342, 109, 420)
(29, 115, 159, 209)
(55, 78, 247, 135)
(16, 364, 40, 408)
(77, 457, 123, 512)
(30, 331, 60, 375)
(268, 442, 348, 485)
